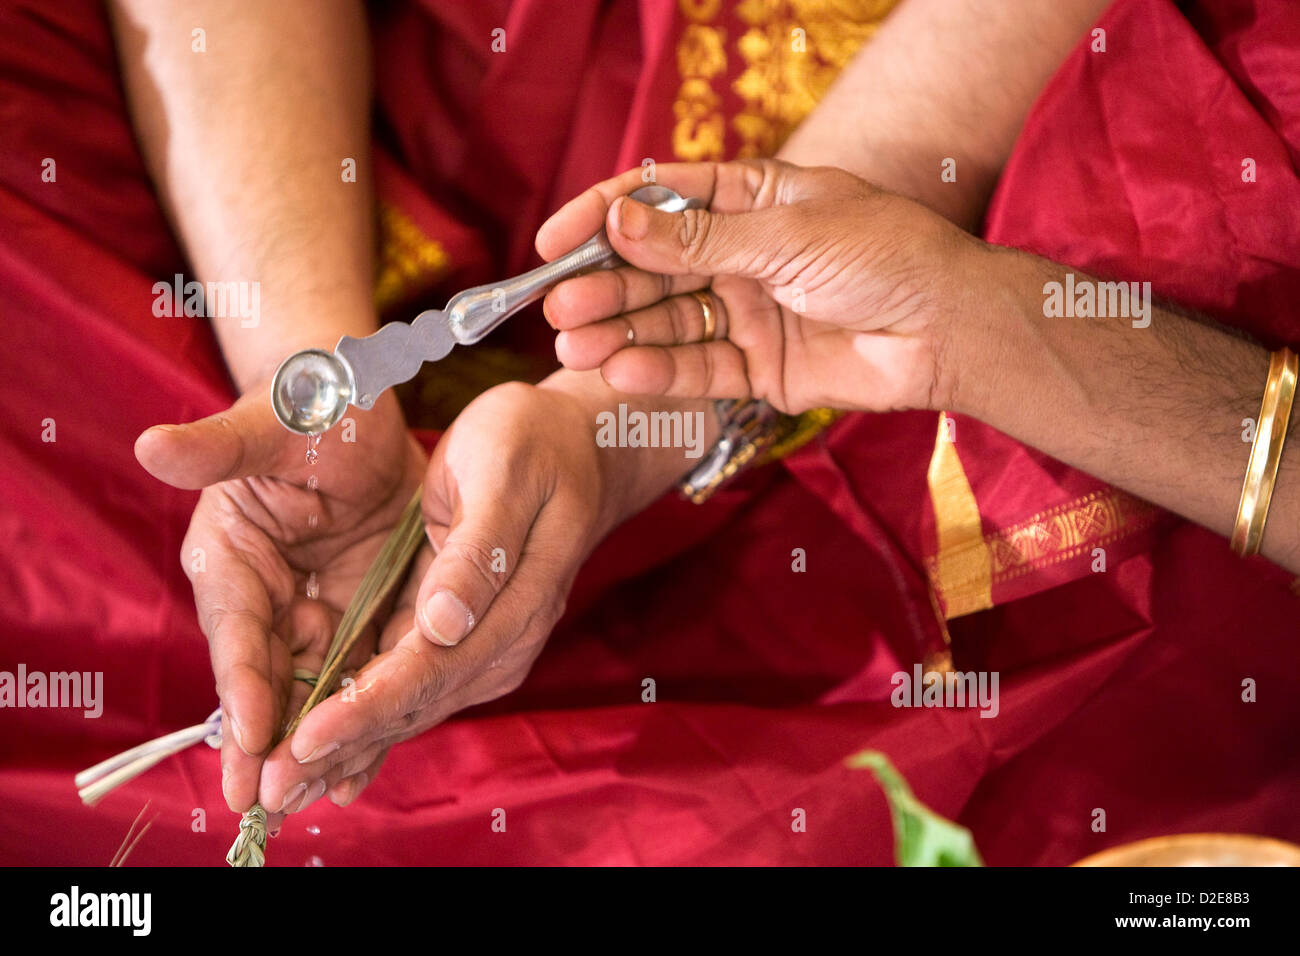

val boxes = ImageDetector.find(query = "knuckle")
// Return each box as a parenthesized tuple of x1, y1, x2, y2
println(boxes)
(392, 642, 448, 712)
(698, 340, 717, 393)
(655, 269, 672, 303)
(444, 536, 508, 598)
(461, 382, 538, 434)
(522, 595, 565, 646)
(481, 657, 528, 701)
(666, 295, 691, 342)
(333, 753, 373, 782)
(496, 670, 528, 698)
(396, 709, 424, 733)
(481, 379, 536, 410)
(549, 593, 569, 628)
(179, 540, 198, 580)
(677, 208, 713, 271)
(211, 413, 245, 480)
(611, 267, 632, 314)
(202, 604, 261, 645)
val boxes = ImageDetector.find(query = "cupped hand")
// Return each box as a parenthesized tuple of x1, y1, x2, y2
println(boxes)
(257, 380, 610, 810)
(538, 158, 982, 414)
(135, 387, 426, 825)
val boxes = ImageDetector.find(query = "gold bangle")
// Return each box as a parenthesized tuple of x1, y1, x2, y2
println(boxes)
(1231, 347, 1298, 556)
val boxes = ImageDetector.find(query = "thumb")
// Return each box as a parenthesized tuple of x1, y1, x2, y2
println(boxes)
(608, 195, 788, 280)
(413, 477, 536, 648)
(135, 384, 294, 490)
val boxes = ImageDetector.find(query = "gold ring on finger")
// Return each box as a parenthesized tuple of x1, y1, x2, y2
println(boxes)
(692, 290, 717, 342)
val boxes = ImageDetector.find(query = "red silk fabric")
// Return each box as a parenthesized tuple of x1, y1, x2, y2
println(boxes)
(0, 0, 1296, 866)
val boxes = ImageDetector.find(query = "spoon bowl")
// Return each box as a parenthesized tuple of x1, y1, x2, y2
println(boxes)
(271, 348, 353, 434)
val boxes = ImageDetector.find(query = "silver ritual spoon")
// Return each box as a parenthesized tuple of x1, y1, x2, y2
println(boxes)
(271, 185, 704, 434)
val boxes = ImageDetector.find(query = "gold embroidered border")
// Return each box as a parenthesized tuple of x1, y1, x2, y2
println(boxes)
(926, 413, 992, 618)
(926, 478, 1163, 618)
(983, 489, 1161, 584)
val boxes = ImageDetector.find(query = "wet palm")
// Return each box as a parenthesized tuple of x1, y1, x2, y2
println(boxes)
(135, 385, 427, 823)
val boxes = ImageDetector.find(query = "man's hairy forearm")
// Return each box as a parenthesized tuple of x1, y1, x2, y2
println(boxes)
(780, 0, 1111, 230)
(949, 245, 1299, 573)
(108, 0, 376, 391)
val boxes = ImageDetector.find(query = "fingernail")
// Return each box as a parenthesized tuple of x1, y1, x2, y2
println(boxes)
(277, 782, 307, 813)
(297, 740, 340, 764)
(616, 196, 651, 240)
(268, 824, 281, 838)
(418, 590, 474, 646)
(297, 779, 327, 813)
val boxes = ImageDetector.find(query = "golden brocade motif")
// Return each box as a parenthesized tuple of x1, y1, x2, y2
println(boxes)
(673, 4, 728, 161)
(985, 489, 1161, 583)
(925, 477, 1164, 618)
(672, 0, 899, 161)
(373, 201, 451, 313)
(732, 0, 897, 156)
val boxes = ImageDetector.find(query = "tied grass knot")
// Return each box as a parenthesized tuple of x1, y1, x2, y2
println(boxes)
(226, 803, 268, 868)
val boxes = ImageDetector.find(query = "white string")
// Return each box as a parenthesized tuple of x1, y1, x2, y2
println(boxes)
(76, 707, 222, 806)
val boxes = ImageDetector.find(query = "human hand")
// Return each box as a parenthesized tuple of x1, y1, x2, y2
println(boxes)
(135, 387, 426, 825)
(538, 158, 986, 414)
(258, 379, 617, 809)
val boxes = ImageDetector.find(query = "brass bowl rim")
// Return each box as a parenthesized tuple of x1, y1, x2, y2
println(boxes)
(1073, 832, 1300, 867)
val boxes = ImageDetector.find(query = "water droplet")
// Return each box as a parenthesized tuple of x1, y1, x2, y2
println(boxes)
(305, 571, 319, 600)
(305, 432, 321, 466)
(306, 824, 320, 836)
(307, 513, 318, 529)
(305, 855, 325, 867)
(306, 474, 318, 491)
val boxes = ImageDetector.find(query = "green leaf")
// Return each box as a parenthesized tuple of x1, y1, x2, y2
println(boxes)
(847, 749, 983, 867)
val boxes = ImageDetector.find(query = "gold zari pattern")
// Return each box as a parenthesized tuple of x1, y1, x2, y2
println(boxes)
(374, 202, 451, 313)
(732, 0, 897, 157)
(926, 484, 1163, 617)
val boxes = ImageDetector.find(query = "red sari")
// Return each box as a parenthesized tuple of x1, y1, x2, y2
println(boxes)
(0, 0, 1296, 865)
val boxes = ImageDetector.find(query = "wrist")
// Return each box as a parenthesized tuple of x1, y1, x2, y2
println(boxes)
(223, 296, 380, 394)
(537, 370, 718, 531)
(934, 239, 1041, 422)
